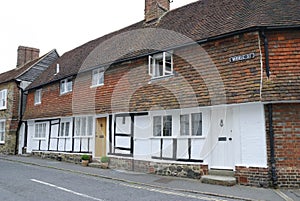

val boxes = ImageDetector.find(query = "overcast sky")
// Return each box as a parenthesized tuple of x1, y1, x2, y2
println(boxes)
(0, 0, 197, 74)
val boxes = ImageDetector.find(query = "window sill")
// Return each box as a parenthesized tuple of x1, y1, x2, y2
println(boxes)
(34, 103, 41, 106)
(0, 142, 5, 144)
(60, 91, 72, 96)
(151, 136, 205, 139)
(0, 108, 7, 111)
(58, 137, 71, 139)
(90, 83, 104, 88)
(148, 74, 174, 83)
(177, 136, 206, 139)
(33, 138, 46, 141)
(74, 136, 93, 139)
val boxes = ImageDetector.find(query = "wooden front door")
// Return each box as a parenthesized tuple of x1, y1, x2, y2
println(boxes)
(95, 117, 107, 158)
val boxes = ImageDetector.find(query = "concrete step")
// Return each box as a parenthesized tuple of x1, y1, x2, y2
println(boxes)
(209, 169, 235, 177)
(200, 175, 237, 186)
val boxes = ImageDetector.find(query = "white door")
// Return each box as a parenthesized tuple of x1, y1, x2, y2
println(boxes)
(211, 108, 234, 169)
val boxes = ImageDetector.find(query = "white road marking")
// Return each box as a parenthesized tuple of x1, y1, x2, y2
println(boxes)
(120, 183, 228, 201)
(274, 189, 294, 201)
(31, 179, 105, 201)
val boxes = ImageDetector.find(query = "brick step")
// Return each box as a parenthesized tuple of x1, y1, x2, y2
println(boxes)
(200, 175, 237, 186)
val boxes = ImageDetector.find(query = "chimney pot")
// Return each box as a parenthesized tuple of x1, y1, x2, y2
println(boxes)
(17, 46, 40, 68)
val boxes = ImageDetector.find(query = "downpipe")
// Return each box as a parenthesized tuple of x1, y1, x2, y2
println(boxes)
(267, 104, 278, 187)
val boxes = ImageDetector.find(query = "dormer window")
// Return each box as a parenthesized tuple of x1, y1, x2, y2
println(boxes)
(60, 78, 72, 95)
(0, 89, 7, 110)
(149, 52, 173, 79)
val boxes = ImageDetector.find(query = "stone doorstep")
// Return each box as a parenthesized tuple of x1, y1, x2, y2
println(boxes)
(88, 162, 102, 168)
(200, 175, 237, 186)
(209, 169, 235, 177)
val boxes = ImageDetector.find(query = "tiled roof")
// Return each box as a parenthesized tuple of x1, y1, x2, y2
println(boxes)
(27, 0, 300, 90)
(0, 59, 38, 84)
(0, 49, 58, 85)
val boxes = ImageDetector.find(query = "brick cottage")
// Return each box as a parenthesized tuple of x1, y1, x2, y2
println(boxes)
(21, 0, 299, 188)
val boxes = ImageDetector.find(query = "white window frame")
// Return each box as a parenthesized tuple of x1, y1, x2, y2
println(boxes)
(75, 116, 93, 137)
(0, 120, 5, 144)
(92, 69, 104, 87)
(180, 113, 203, 136)
(149, 51, 173, 79)
(153, 115, 172, 137)
(34, 89, 42, 105)
(34, 123, 47, 139)
(60, 78, 73, 95)
(59, 121, 71, 138)
(0, 89, 7, 110)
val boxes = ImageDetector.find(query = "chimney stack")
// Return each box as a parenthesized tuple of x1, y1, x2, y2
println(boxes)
(17, 46, 40, 68)
(145, 0, 170, 23)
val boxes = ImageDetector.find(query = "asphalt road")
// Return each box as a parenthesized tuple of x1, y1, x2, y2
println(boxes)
(0, 159, 235, 201)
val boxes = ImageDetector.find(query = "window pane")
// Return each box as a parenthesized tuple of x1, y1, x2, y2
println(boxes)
(154, 58, 164, 77)
(180, 115, 189, 136)
(99, 72, 104, 85)
(65, 122, 70, 137)
(35, 125, 38, 138)
(60, 123, 65, 137)
(87, 117, 93, 136)
(192, 113, 202, 136)
(67, 80, 72, 92)
(75, 118, 80, 136)
(0, 122, 4, 142)
(163, 116, 172, 136)
(60, 81, 65, 94)
(92, 70, 98, 85)
(153, 116, 161, 136)
(82, 117, 87, 136)
(42, 124, 46, 138)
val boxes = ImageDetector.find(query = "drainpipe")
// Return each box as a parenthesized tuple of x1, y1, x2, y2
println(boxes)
(260, 30, 270, 78)
(261, 30, 277, 187)
(15, 82, 26, 155)
(267, 104, 277, 187)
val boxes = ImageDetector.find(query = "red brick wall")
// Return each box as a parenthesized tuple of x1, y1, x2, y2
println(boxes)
(24, 81, 73, 119)
(265, 103, 300, 188)
(262, 29, 300, 101)
(24, 31, 262, 119)
(235, 166, 270, 187)
(24, 31, 263, 120)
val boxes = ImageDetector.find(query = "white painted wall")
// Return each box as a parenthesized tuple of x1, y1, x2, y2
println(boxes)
(18, 123, 26, 154)
(130, 103, 267, 169)
(238, 104, 267, 167)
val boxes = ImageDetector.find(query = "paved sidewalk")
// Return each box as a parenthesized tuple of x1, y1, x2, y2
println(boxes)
(0, 155, 298, 201)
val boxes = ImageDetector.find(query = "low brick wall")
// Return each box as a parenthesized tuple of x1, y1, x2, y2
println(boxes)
(32, 151, 91, 164)
(276, 166, 300, 188)
(109, 156, 208, 180)
(235, 166, 270, 187)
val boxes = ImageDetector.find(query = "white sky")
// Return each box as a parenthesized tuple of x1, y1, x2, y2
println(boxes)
(0, 0, 197, 74)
